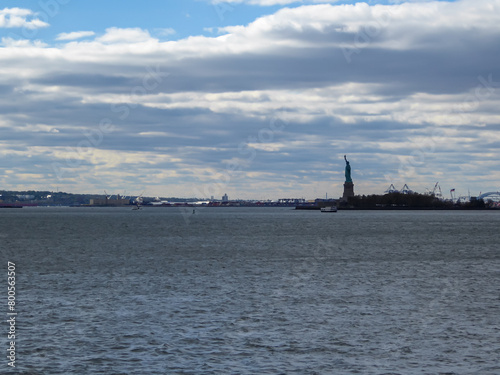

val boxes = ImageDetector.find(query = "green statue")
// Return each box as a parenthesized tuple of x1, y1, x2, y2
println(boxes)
(344, 155, 352, 183)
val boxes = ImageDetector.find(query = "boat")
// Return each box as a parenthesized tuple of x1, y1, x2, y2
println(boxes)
(320, 206, 337, 213)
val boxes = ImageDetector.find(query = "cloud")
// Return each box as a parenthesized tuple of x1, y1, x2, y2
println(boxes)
(0, 0, 499, 197)
(0, 7, 49, 29)
(56, 31, 95, 41)
(96, 27, 155, 44)
(155, 28, 176, 37)
(0, 37, 48, 48)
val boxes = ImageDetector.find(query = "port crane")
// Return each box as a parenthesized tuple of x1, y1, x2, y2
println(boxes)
(385, 184, 398, 193)
(385, 184, 413, 194)
(431, 182, 443, 199)
(401, 184, 413, 194)
(104, 190, 111, 203)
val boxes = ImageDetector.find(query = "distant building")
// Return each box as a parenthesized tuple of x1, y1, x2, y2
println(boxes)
(278, 198, 306, 205)
(222, 194, 229, 202)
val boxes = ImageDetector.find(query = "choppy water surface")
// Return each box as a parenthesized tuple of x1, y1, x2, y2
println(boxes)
(1, 207, 499, 374)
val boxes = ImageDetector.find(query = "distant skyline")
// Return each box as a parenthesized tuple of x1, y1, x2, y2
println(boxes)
(1, 0, 499, 200)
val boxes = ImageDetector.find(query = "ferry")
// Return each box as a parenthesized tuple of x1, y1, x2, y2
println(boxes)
(320, 206, 337, 213)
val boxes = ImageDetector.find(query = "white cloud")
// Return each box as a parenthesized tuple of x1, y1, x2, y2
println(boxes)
(20, 124, 60, 133)
(96, 27, 155, 44)
(56, 31, 95, 41)
(0, 7, 49, 29)
(0, 37, 48, 48)
(155, 28, 176, 37)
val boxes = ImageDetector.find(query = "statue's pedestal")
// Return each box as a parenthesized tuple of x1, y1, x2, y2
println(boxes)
(342, 182, 354, 201)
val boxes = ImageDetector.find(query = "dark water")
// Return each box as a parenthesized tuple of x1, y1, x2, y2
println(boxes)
(1, 207, 499, 374)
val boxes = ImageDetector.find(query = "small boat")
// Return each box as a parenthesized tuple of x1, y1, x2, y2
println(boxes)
(320, 206, 337, 213)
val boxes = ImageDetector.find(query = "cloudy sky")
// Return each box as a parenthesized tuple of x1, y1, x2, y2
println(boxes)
(0, 0, 499, 199)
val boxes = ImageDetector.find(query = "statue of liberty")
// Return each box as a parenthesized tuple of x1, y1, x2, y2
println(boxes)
(344, 155, 352, 183)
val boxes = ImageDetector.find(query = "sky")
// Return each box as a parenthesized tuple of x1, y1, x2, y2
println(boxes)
(0, 0, 499, 200)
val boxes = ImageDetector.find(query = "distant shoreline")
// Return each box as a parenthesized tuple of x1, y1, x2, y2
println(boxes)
(1, 189, 498, 210)
(296, 206, 499, 211)
(2, 204, 498, 211)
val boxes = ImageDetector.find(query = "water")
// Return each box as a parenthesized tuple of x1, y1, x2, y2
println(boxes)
(1, 207, 499, 374)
